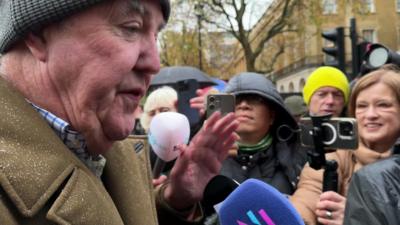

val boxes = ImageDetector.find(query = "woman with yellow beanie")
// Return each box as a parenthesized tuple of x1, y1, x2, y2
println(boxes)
(302, 66, 350, 117)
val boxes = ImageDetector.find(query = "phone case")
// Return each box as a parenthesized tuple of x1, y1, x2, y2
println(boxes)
(206, 94, 235, 118)
(299, 117, 358, 150)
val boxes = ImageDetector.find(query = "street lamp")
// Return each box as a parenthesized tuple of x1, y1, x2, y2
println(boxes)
(194, 3, 204, 70)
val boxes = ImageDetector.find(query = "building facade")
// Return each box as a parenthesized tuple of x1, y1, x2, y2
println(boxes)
(224, 0, 400, 93)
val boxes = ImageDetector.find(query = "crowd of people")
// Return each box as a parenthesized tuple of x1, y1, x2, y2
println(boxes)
(0, 0, 399, 225)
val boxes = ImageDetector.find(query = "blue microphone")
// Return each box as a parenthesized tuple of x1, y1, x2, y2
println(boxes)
(218, 179, 304, 225)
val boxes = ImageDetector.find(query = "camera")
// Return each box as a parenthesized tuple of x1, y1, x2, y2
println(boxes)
(206, 94, 235, 118)
(299, 117, 358, 150)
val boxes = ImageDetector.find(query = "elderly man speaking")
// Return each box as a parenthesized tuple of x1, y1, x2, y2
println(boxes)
(0, 0, 239, 224)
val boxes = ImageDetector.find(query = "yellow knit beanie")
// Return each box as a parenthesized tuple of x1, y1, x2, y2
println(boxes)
(303, 66, 350, 105)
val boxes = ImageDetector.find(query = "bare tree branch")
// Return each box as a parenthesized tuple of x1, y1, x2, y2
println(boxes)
(200, 0, 303, 73)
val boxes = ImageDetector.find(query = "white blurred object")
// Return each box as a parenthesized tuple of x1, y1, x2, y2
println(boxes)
(148, 112, 190, 177)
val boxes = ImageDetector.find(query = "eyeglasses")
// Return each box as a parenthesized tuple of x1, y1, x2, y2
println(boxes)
(236, 94, 266, 105)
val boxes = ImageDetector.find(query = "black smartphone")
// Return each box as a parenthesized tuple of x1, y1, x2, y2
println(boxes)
(206, 94, 235, 118)
(299, 117, 358, 150)
(176, 79, 200, 128)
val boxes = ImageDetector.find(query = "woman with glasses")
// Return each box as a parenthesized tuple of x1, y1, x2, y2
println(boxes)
(291, 64, 400, 225)
(220, 72, 307, 195)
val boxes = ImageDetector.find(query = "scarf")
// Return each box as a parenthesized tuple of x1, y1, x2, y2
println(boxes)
(238, 134, 273, 154)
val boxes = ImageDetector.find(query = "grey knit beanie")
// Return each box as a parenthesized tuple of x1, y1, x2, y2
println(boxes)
(0, 0, 170, 53)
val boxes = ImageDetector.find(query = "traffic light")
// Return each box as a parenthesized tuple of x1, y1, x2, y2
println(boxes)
(322, 27, 345, 73)
(349, 18, 371, 77)
(363, 43, 400, 72)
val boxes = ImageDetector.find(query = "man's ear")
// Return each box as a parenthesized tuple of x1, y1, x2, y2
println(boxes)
(24, 32, 47, 62)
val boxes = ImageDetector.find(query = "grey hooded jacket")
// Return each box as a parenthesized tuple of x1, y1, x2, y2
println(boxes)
(221, 73, 307, 195)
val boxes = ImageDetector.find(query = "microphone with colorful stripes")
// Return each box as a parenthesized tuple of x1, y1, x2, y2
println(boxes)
(218, 179, 304, 225)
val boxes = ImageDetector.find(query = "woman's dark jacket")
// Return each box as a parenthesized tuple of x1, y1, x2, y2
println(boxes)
(220, 140, 307, 195)
(220, 72, 307, 195)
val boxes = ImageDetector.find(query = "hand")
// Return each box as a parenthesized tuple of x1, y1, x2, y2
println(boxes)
(315, 191, 346, 225)
(152, 175, 167, 187)
(163, 111, 239, 210)
(190, 88, 219, 117)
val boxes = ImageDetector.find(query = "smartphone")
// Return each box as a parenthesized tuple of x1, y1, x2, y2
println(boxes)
(206, 94, 235, 118)
(176, 79, 200, 128)
(299, 117, 358, 150)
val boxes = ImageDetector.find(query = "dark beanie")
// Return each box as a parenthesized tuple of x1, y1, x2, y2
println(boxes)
(0, 0, 170, 53)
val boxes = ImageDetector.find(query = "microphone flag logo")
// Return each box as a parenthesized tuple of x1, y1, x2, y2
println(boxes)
(236, 209, 276, 225)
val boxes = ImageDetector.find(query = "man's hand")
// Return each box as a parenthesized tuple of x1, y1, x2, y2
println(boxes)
(163, 111, 239, 210)
(315, 191, 346, 225)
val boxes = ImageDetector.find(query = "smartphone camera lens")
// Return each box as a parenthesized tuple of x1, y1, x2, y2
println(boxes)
(209, 96, 215, 102)
(321, 125, 335, 144)
(339, 121, 353, 136)
(208, 104, 215, 110)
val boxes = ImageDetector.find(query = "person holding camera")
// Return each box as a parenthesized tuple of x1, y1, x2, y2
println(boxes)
(202, 73, 307, 225)
(342, 64, 400, 225)
(290, 65, 400, 225)
(219, 72, 307, 195)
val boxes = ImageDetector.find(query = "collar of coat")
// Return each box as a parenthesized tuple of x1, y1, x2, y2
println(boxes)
(0, 77, 149, 224)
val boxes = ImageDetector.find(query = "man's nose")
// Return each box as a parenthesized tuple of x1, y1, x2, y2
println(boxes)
(135, 36, 161, 74)
(324, 94, 335, 104)
(236, 100, 250, 109)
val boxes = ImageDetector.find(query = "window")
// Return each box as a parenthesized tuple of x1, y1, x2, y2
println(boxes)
(299, 78, 306, 91)
(362, 29, 376, 42)
(289, 82, 294, 92)
(362, 0, 375, 13)
(322, 0, 337, 15)
(280, 85, 285, 92)
(397, 0, 400, 12)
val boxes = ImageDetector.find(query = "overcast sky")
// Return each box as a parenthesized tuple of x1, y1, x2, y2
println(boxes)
(241, 0, 273, 30)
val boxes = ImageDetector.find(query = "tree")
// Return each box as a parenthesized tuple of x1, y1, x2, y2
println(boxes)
(158, 0, 231, 76)
(197, 0, 305, 73)
(159, 24, 199, 67)
(158, 1, 200, 68)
